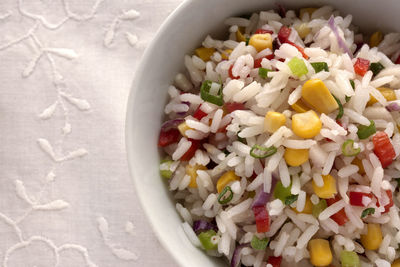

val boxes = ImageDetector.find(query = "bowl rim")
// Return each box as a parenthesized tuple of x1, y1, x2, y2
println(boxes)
(125, 1, 195, 266)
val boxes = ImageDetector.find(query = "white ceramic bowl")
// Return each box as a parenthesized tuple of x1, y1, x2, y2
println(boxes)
(126, 0, 400, 266)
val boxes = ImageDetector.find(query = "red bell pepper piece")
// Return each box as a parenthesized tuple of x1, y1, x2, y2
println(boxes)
(278, 26, 292, 43)
(354, 58, 370, 76)
(253, 54, 274, 68)
(255, 28, 274, 34)
(349, 191, 373, 206)
(180, 139, 200, 161)
(193, 105, 207, 120)
(252, 206, 270, 233)
(158, 129, 180, 147)
(267, 256, 282, 267)
(223, 102, 246, 113)
(228, 64, 240, 79)
(372, 131, 396, 168)
(376, 190, 394, 213)
(326, 195, 349, 226)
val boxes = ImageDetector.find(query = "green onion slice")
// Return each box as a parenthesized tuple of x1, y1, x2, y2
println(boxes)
(285, 194, 298, 205)
(370, 62, 385, 76)
(200, 80, 224, 106)
(250, 145, 277, 159)
(288, 57, 308, 77)
(160, 159, 174, 179)
(312, 199, 327, 218)
(251, 236, 269, 250)
(332, 95, 343, 119)
(340, 250, 360, 267)
(198, 230, 218, 250)
(218, 186, 234, 205)
(361, 208, 375, 218)
(258, 67, 271, 79)
(357, 120, 376, 140)
(345, 96, 351, 102)
(245, 37, 250, 46)
(274, 181, 292, 202)
(311, 62, 329, 73)
(237, 130, 247, 144)
(342, 139, 361, 157)
(350, 80, 355, 89)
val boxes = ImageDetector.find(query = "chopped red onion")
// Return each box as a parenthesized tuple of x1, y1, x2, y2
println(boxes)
(386, 101, 400, 112)
(177, 101, 190, 116)
(230, 243, 250, 267)
(327, 16, 353, 58)
(192, 220, 218, 235)
(160, 118, 184, 132)
(251, 173, 278, 208)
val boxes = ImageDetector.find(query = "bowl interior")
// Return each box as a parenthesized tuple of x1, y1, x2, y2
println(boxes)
(126, 0, 400, 266)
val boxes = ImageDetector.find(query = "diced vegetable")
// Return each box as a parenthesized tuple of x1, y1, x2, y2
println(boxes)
(178, 122, 191, 137)
(370, 62, 384, 76)
(352, 157, 365, 175)
(200, 80, 224, 106)
(372, 131, 396, 168)
(350, 80, 355, 89)
(274, 181, 292, 202)
(186, 164, 207, 188)
(255, 28, 274, 34)
(267, 256, 282, 267)
(299, 8, 317, 19)
(216, 171, 240, 193)
(361, 208, 375, 218)
(285, 194, 298, 205)
(342, 139, 361, 157)
(357, 120, 376, 139)
(295, 23, 311, 39)
(223, 102, 246, 115)
(195, 47, 216, 62)
(278, 25, 292, 43)
(252, 206, 270, 233)
(340, 250, 360, 267)
(254, 54, 274, 68)
(376, 190, 394, 213)
(360, 223, 382, 250)
(301, 79, 339, 114)
(293, 195, 313, 214)
(158, 128, 180, 147)
(312, 199, 327, 218)
(228, 64, 240, 79)
(326, 195, 349, 226)
(368, 87, 397, 106)
(264, 111, 286, 133)
(349, 191, 372, 206)
(250, 145, 277, 159)
(333, 95, 344, 119)
(292, 110, 322, 139)
(258, 67, 270, 78)
(313, 174, 337, 199)
(221, 49, 232, 60)
(245, 37, 250, 46)
(251, 235, 269, 250)
(354, 58, 370, 76)
(249, 33, 273, 52)
(180, 140, 200, 161)
(309, 239, 333, 267)
(311, 62, 329, 73)
(288, 57, 308, 77)
(291, 99, 310, 113)
(236, 28, 246, 42)
(193, 106, 208, 120)
(160, 159, 174, 179)
(284, 148, 309, 167)
(369, 31, 383, 47)
(218, 186, 233, 205)
(198, 230, 218, 250)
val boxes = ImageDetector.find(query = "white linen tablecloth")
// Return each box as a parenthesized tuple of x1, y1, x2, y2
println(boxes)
(0, 0, 182, 266)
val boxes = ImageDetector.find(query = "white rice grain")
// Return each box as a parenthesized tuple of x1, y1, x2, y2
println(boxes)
(182, 222, 201, 247)
(296, 224, 319, 249)
(319, 200, 345, 221)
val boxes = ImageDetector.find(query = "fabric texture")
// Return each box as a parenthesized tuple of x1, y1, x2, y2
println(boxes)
(0, 0, 182, 266)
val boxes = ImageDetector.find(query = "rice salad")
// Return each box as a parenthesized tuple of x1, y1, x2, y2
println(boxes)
(158, 6, 400, 267)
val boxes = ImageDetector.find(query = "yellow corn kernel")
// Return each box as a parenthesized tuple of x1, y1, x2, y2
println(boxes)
(195, 47, 216, 62)
(369, 31, 383, 47)
(312, 174, 337, 199)
(361, 224, 383, 250)
(236, 29, 247, 42)
(264, 111, 286, 133)
(249, 33, 273, 52)
(302, 79, 339, 114)
(284, 148, 309, 167)
(308, 239, 333, 267)
(217, 171, 240, 193)
(221, 49, 232, 60)
(178, 122, 192, 138)
(295, 23, 311, 39)
(293, 195, 313, 214)
(352, 157, 365, 175)
(292, 110, 322, 139)
(291, 99, 310, 113)
(186, 165, 207, 188)
(367, 87, 397, 106)
(392, 259, 400, 267)
(299, 8, 317, 20)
